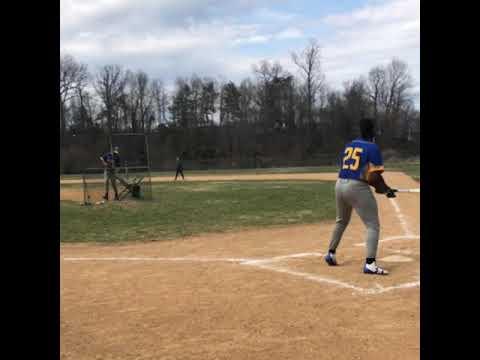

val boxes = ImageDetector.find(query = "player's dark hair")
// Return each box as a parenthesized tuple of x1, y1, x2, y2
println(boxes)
(359, 118, 376, 141)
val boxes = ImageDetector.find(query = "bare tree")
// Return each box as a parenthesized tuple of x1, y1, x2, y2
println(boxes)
(190, 74, 203, 126)
(220, 81, 242, 124)
(367, 66, 387, 119)
(394, 62, 414, 110)
(291, 39, 326, 125)
(383, 59, 414, 139)
(71, 87, 95, 130)
(217, 76, 227, 126)
(60, 52, 419, 172)
(60, 54, 88, 139)
(343, 78, 372, 137)
(252, 60, 284, 85)
(134, 71, 152, 132)
(151, 79, 169, 126)
(122, 70, 139, 132)
(169, 77, 194, 128)
(239, 78, 255, 123)
(367, 59, 414, 141)
(94, 65, 128, 134)
(385, 59, 413, 116)
(252, 60, 291, 128)
(199, 78, 218, 126)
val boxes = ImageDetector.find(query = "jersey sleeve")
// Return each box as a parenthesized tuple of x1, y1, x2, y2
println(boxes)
(102, 153, 113, 164)
(367, 144, 384, 174)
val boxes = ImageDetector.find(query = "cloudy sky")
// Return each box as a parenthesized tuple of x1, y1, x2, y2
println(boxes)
(60, 0, 420, 107)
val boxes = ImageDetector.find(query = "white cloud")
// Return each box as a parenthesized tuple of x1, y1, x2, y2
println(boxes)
(233, 35, 271, 45)
(60, 0, 134, 31)
(254, 7, 298, 22)
(275, 27, 303, 40)
(324, 0, 417, 27)
(318, 0, 420, 93)
(232, 26, 303, 46)
(60, 0, 419, 107)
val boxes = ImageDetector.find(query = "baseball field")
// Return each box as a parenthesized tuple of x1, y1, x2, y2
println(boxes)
(60, 164, 420, 360)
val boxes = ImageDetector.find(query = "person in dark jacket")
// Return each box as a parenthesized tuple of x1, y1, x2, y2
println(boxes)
(174, 156, 185, 181)
(100, 146, 121, 200)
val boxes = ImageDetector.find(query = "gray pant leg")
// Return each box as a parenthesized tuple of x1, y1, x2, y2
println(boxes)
(348, 183, 380, 259)
(328, 180, 353, 252)
(109, 171, 119, 196)
(105, 169, 119, 197)
(104, 170, 109, 195)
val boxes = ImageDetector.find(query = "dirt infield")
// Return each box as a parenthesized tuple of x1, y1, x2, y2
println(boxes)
(61, 172, 420, 360)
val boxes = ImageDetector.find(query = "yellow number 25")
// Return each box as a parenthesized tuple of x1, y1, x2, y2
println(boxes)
(342, 147, 363, 171)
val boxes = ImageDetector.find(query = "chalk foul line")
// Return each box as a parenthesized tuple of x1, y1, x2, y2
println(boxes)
(389, 198, 414, 237)
(241, 261, 366, 293)
(63, 252, 419, 295)
(63, 256, 251, 263)
(63, 253, 324, 264)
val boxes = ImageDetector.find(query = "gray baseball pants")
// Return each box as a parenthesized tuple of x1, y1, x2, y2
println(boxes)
(328, 178, 380, 259)
(104, 169, 119, 197)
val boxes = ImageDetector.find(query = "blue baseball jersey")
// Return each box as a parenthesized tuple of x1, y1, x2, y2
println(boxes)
(338, 139, 384, 181)
(102, 152, 121, 168)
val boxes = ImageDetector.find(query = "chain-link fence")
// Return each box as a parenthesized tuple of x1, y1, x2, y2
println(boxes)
(82, 166, 152, 205)
(61, 127, 420, 175)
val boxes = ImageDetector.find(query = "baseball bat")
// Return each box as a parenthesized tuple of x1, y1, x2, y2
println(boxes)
(394, 188, 420, 193)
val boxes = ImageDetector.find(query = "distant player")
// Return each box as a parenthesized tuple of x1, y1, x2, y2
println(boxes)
(100, 146, 121, 201)
(324, 118, 397, 275)
(174, 156, 184, 181)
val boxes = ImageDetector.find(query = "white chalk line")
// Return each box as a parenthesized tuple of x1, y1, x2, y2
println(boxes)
(241, 252, 323, 265)
(391, 249, 416, 256)
(389, 198, 413, 236)
(63, 252, 323, 264)
(63, 256, 251, 263)
(366, 281, 420, 294)
(242, 259, 419, 295)
(242, 261, 366, 292)
(63, 252, 419, 295)
(352, 192, 418, 247)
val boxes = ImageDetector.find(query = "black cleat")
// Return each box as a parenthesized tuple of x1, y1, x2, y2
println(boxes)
(324, 252, 338, 266)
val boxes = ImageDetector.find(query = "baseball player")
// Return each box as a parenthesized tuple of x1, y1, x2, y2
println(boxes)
(324, 118, 397, 275)
(174, 156, 184, 181)
(100, 146, 121, 201)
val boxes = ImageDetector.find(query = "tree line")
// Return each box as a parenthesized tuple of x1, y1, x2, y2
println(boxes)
(60, 40, 420, 172)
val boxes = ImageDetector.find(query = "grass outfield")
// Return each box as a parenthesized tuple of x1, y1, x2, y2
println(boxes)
(388, 162, 420, 181)
(61, 181, 336, 243)
(60, 162, 419, 243)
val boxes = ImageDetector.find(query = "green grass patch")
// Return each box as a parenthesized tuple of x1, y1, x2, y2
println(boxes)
(387, 161, 420, 181)
(60, 180, 336, 243)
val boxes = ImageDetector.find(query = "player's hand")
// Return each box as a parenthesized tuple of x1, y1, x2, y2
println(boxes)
(386, 188, 397, 198)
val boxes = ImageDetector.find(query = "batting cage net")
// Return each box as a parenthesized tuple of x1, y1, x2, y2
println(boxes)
(82, 166, 152, 205)
(110, 133, 150, 169)
(82, 133, 153, 205)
